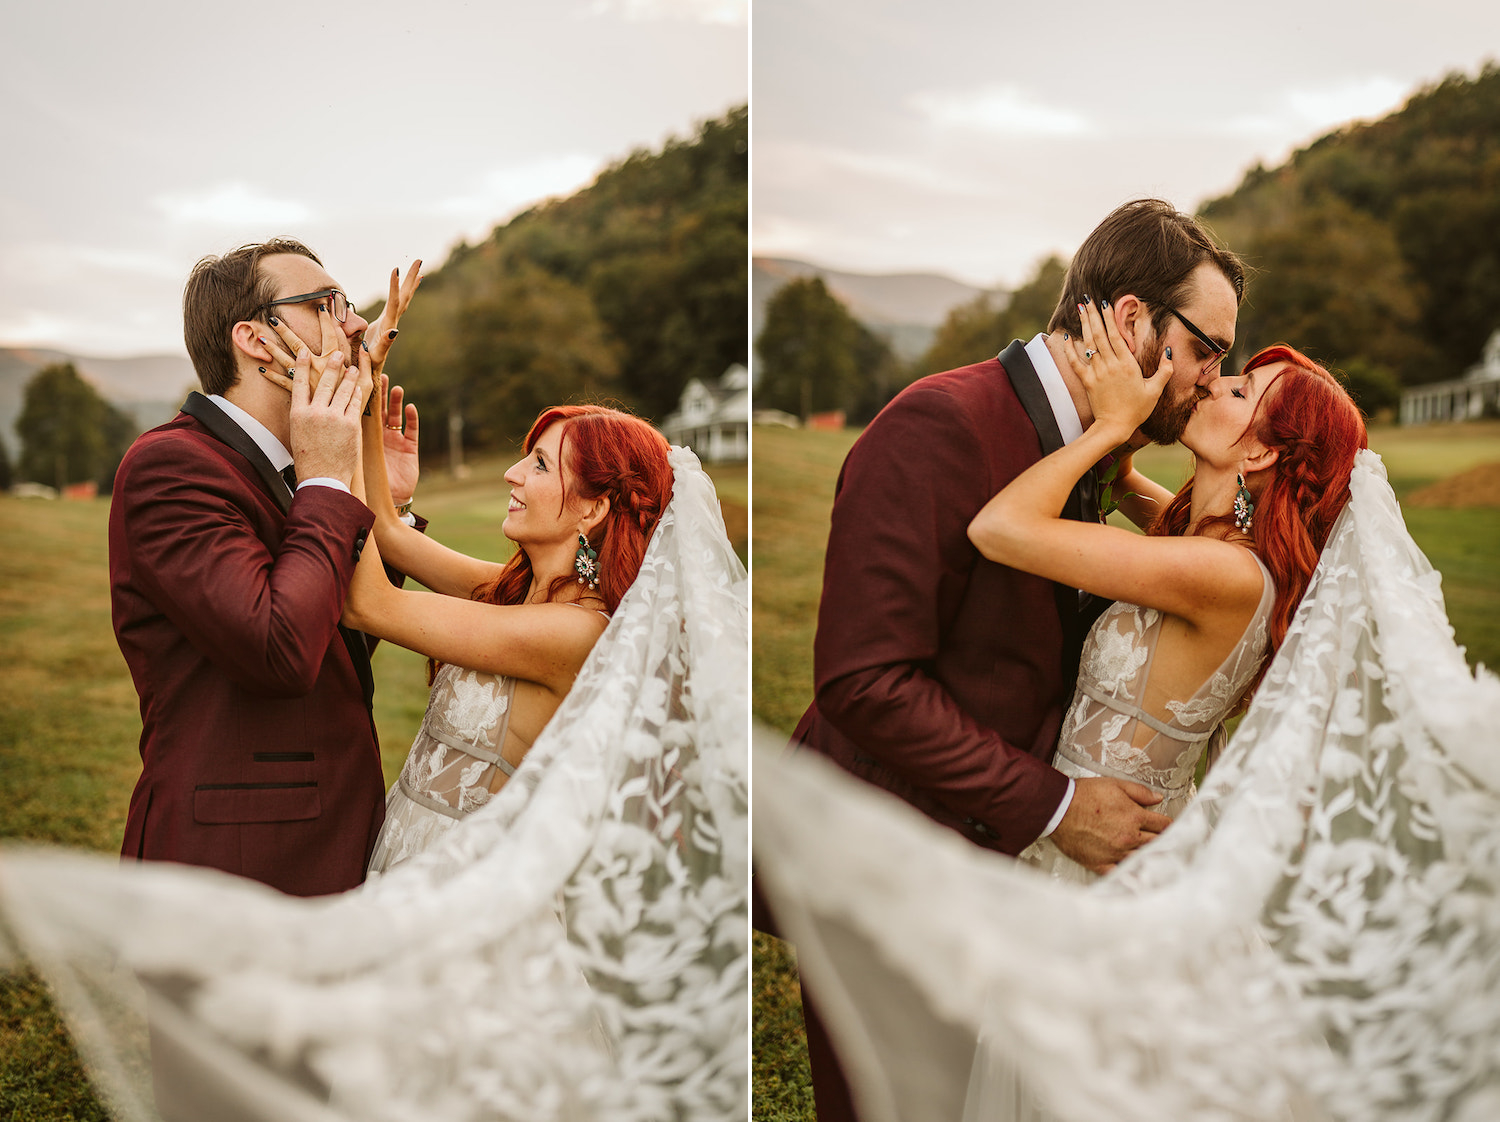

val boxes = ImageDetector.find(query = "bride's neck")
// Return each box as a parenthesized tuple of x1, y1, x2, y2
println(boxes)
(1187, 463, 1239, 532)
(524, 548, 596, 606)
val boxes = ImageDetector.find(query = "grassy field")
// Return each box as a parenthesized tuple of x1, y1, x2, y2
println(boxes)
(750, 419, 1500, 1122)
(0, 451, 745, 1119)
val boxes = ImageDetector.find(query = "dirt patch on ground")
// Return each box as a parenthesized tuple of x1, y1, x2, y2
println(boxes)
(1405, 461, 1500, 508)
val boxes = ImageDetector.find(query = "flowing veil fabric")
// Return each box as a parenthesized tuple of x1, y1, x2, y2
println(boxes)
(0, 446, 748, 1122)
(754, 450, 1500, 1122)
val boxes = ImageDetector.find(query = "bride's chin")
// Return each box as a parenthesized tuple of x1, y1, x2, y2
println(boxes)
(1179, 425, 1202, 458)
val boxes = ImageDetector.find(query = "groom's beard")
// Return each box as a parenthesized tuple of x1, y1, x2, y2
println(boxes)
(1135, 335, 1197, 445)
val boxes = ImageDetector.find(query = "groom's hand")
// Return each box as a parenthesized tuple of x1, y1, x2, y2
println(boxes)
(289, 345, 363, 488)
(1049, 777, 1173, 875)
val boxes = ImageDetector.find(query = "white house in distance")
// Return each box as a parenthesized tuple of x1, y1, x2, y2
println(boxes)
(660, 364, 748, 462)
(1400, 328, 1500, 423)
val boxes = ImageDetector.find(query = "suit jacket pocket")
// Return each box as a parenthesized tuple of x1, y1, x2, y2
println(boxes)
(193, 782, 320, 824)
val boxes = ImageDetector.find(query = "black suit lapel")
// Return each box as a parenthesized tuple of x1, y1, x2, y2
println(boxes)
(180, 391, 374, 712)
(996, 340, 1097, 528)
(996, 340, 1105, 687)
(181, 392, 295, 513)
(997, 339, 1064, 456)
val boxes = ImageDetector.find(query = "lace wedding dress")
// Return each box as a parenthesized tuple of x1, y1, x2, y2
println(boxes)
(0, 447, 747, 1122)
(1021, 554, 1272, 883)
(755, 450, 1500, 1122)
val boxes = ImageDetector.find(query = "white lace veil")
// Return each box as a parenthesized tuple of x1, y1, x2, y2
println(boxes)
(754, 449, 1500, 1122)
(0, 446, 748, 1122)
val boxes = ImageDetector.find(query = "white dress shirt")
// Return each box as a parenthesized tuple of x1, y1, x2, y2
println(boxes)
(208, 394, 349, 495)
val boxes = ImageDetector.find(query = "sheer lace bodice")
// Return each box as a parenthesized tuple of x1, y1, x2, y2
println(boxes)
(370, 606, 612, 875)
(1022, 554, 1274, 879)
(367, 664, 526, 874)
(401, 663, 523, 818)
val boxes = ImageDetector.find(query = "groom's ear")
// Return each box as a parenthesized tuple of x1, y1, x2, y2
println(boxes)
(1111, 295, 1148, 355)
(232, 320, 275, 364)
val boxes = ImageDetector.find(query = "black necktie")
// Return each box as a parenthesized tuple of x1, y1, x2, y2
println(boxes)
(281, 465, 297, 496)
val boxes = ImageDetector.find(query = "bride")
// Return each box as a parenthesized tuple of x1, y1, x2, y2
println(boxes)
(0, 387, 748, 1118)
(970, 299, 1365, 881)
(348, 388, 678, 874)
(755, 316, 1500, 1120)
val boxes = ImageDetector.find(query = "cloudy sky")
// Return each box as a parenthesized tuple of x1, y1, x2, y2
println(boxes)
(1, 0, 746, 358)
(753, 0, 1500, 290)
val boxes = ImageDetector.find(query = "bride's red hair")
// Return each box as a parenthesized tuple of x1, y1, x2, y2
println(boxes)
(475, 405, 673, 613)
(1150, 344, 1368, 666)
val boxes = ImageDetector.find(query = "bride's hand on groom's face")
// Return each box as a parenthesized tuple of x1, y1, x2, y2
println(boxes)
(263, 306, 348, 395)
(365, 261, 423, 377)
(1065, 298, 1172, 442)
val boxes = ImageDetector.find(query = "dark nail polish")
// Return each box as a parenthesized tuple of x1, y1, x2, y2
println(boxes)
(1100, 298, 1110, 310)
(361, 340, 370, 352)
(1084, 295, 1092, 305)
(1063, 332, 1070, 340)
(1165, 346, 1173, 360)
(318, 304, 327, 313)
(388, 329, 399, 340)
(268, 316, 279, 326)
(258, 366, 266, 373)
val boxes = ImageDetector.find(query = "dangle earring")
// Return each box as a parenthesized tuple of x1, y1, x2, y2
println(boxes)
(1233, 473, 1255, 532)
(574, 532, 600, 590)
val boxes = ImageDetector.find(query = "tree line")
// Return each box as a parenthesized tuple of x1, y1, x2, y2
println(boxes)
(7, 106, 748, 490)
(757, 65, 1500, 423)
(374, 104, 747, 455)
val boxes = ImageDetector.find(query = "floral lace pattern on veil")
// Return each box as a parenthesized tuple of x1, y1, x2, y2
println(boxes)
(0, 446, 748, 1122)
(756, 450, 1500, 1122)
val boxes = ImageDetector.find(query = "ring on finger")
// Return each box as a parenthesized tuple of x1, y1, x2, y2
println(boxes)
(1083, 349, 1096, 360)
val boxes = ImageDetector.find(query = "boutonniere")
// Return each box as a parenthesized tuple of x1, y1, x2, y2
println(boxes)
(1096, 455, 1133, 520)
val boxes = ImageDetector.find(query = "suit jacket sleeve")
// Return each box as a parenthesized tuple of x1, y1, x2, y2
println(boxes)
(115, 431, 376, 696)
(811, 378, 1070, 848)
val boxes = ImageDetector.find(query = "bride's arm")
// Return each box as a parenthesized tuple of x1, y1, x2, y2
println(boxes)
(359, 381, 503, 598)
(341, 530, 606, 694)
(968, 301, 1262, 623)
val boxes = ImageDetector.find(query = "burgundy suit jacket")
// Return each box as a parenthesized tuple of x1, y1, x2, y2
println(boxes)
(792, 341, 1102, 855)
(109, 393, 385, 896)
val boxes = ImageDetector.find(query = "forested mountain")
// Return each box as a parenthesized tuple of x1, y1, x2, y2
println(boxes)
(909, 65, 1500, 418)
(1201, 64, 1500, 394)
(376, 105, 746, 453)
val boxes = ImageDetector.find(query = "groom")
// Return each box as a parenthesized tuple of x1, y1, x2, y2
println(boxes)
(110, 238, 413, 897)
(787, 198, 1245, 1120)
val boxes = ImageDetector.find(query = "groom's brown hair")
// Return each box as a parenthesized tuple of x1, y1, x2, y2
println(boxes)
(1048, 199, 1244, 339)
(183, 237, 321, 396)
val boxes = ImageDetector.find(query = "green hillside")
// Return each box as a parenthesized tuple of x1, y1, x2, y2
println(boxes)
(375, 105, 747, 455)
(1200, 64, 1500, 394)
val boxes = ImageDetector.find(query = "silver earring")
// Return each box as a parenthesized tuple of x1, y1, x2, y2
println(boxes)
(574, 532, 599, 589)
(1234, 473, 1254, 532)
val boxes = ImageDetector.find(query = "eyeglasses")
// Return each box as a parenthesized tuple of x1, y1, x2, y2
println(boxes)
(1169, 308, 1228, 374)
(265, 287, 355, 324)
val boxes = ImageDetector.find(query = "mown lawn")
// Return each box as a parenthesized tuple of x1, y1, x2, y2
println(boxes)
(750, 419, 1500, 1122)
(0, 450, 746, 1118)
